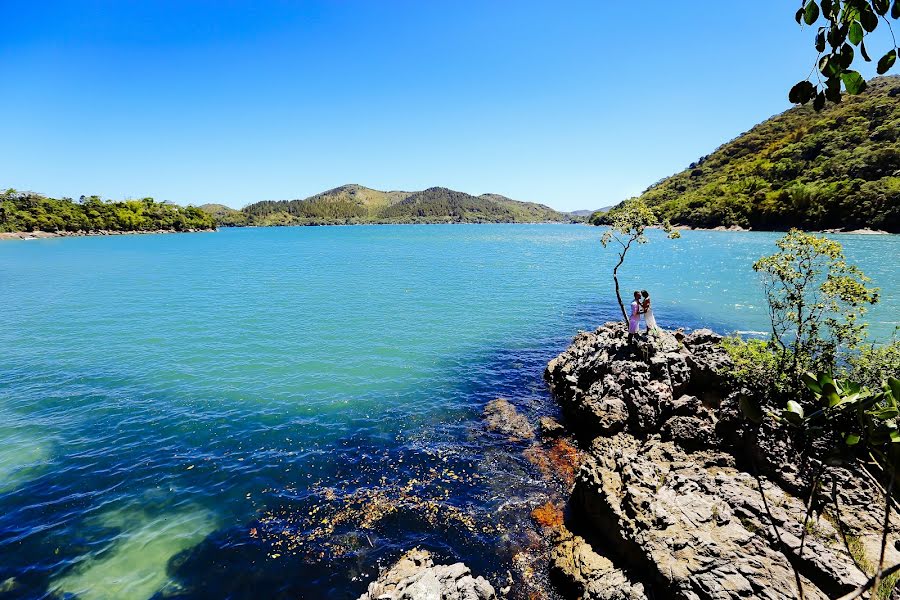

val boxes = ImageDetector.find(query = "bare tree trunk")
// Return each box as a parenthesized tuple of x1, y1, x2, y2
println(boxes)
(613, 251, 627, 324)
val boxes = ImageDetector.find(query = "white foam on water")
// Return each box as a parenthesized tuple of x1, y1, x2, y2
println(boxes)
(50, 504, 217, 600)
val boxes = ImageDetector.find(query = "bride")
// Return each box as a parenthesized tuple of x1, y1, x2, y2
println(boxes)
(641, 290, 658, 331)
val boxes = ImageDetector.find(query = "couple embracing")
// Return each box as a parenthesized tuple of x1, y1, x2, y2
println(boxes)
(628, 290, 657, 340)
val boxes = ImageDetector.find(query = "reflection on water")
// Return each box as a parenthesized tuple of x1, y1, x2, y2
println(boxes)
(50, 504, 217, 600)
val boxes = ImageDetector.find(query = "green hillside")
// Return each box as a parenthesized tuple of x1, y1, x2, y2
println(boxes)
(594, 76, 900, 232)
(1, 190, 215, 233)
(210, 184, 576, 226)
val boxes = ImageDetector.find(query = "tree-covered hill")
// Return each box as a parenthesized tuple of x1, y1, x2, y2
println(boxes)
(594, 76, 900, 232)
(210, 184, 576, 226)
(1, 189, 215, 233)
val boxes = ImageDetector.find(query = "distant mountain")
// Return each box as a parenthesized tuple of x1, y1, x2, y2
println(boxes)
(204, 184, 576, 226)
(569, 209, 602, 217)
(593, 76, 900, 232)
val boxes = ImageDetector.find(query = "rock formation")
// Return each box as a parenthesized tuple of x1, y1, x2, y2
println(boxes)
(356, 548, 496, 600)
(545, 322, 900, 600)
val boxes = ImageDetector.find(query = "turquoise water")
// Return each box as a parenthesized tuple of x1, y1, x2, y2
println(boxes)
(0, 224, 897, 599)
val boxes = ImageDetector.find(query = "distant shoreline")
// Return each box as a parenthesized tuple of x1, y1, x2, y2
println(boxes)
(666, 224, 894, 235)
(3, 223, 894, 241)
(0, 228, 215, 241)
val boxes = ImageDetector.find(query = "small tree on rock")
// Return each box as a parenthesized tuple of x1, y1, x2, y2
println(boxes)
(753, 229, 879, 381)
(600, 198, 680, 325)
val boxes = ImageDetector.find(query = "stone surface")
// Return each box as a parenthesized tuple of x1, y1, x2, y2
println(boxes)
(539, 416, 566, 438)
(545, 322, 900, 600)
(483, 398, 534, 441)
(550, 528, 647, 600)
(357, 548, 496, 600)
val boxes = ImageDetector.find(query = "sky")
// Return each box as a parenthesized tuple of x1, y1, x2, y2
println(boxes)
(0, 1, 894, 211)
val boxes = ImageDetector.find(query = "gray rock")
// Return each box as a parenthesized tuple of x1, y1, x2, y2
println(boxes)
(357, 548, 496, 600)
(550, 528, 647, 599)
(539, 416, 566, 438)
(483, 398, 534, 441)
(545, 322, 900, 600)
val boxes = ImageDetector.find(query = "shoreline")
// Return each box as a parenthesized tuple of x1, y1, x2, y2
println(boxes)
(667, 224, 894, 234)
(0, 228, 216, 241)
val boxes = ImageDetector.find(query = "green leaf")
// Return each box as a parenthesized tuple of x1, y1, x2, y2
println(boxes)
(817, 28, 827, 52)
(819, 55, 841, 77)
(789, 80, 817, 104)
(814, 90, 827, 111)
(861, 39, 872, 61)
(860, 5, 878, 32)
(803, 372, 823, 394)
(845, 433, 861, 445)
(893, 0, 900, 19)
(877, 49, 897, 74)
(874, 407, 900, 419)
(740, 395, 764, 423)
(785, 400, 805, 423)
(840, 44, 855, 69)
(874, 0, 890, 16)
(841, 70, 866, 94)
(805, 0, 821, 25)
(891, 429, 900, 443)
(849, 21, 864, 45)
(888, 377, 900, 402)
(796, 7, 805, 24)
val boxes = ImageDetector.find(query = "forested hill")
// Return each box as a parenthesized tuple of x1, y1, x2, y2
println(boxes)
(0, 190, 215, 234)
(203, 184, 578, 226)
(594, 76, 900, 232)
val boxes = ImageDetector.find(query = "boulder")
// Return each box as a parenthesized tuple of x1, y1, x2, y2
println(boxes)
(539, 416, 566, 438)
(483, 398, 534, 441)
(550, 528, 647, 600)
(357, 548, 496, 600)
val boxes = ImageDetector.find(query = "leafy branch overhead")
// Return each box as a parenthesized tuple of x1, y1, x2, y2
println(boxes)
(792, 0, 900, 108)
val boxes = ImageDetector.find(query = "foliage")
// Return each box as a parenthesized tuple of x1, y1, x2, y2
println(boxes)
(722, 336, 792, 401)
(850, 336, 900, 387)
(790, 0, 900, 108)
(215, 185, 578, 227)
(595, 77, 900, 232)
(598, 198, 679, 323)
(753, 229, 879, 382)
(0, 189, 215, 233)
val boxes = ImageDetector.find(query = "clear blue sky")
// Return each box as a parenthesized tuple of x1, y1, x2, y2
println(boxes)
(0, 1, 891, 211)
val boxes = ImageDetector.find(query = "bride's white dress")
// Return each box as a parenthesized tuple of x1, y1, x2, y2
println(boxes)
(644, 303, 658, 330)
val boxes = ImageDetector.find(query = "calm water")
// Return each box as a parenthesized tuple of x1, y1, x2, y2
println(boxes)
(1, 224, 898, 600)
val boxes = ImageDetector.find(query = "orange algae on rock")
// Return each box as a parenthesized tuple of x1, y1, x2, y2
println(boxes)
(531, 501, 564, 529)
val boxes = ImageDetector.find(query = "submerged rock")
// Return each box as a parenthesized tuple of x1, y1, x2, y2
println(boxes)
(544, 322, 899, 600)
(539, 416, 566, 438)
(483, 398, 534, 441)
(357, 548, 496, 600)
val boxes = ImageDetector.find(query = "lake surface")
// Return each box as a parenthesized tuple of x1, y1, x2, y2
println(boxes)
(1, 224, 898, 599)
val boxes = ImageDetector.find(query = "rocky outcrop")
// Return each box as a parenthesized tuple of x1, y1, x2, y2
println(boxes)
(550, 528, 648, 600)
(544, 322, 900, 600)
(357, 548, 496, 600)
(483, 398, 535, 441)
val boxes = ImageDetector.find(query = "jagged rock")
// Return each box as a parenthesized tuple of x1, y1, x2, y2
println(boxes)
(483, 398, 534, 441)
(573, 434, 871, 599)
(545, 322, 900, 600)
(544, 322, 731, 443)
(539, 416, 566, 438)
(550, 528, 647, 600)
(357, 548, 496, 600)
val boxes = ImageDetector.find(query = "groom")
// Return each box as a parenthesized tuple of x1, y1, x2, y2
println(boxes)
(628, 290, 642, 343)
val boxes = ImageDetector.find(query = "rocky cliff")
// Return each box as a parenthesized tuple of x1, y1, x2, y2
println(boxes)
(545, 322, 900, 600)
